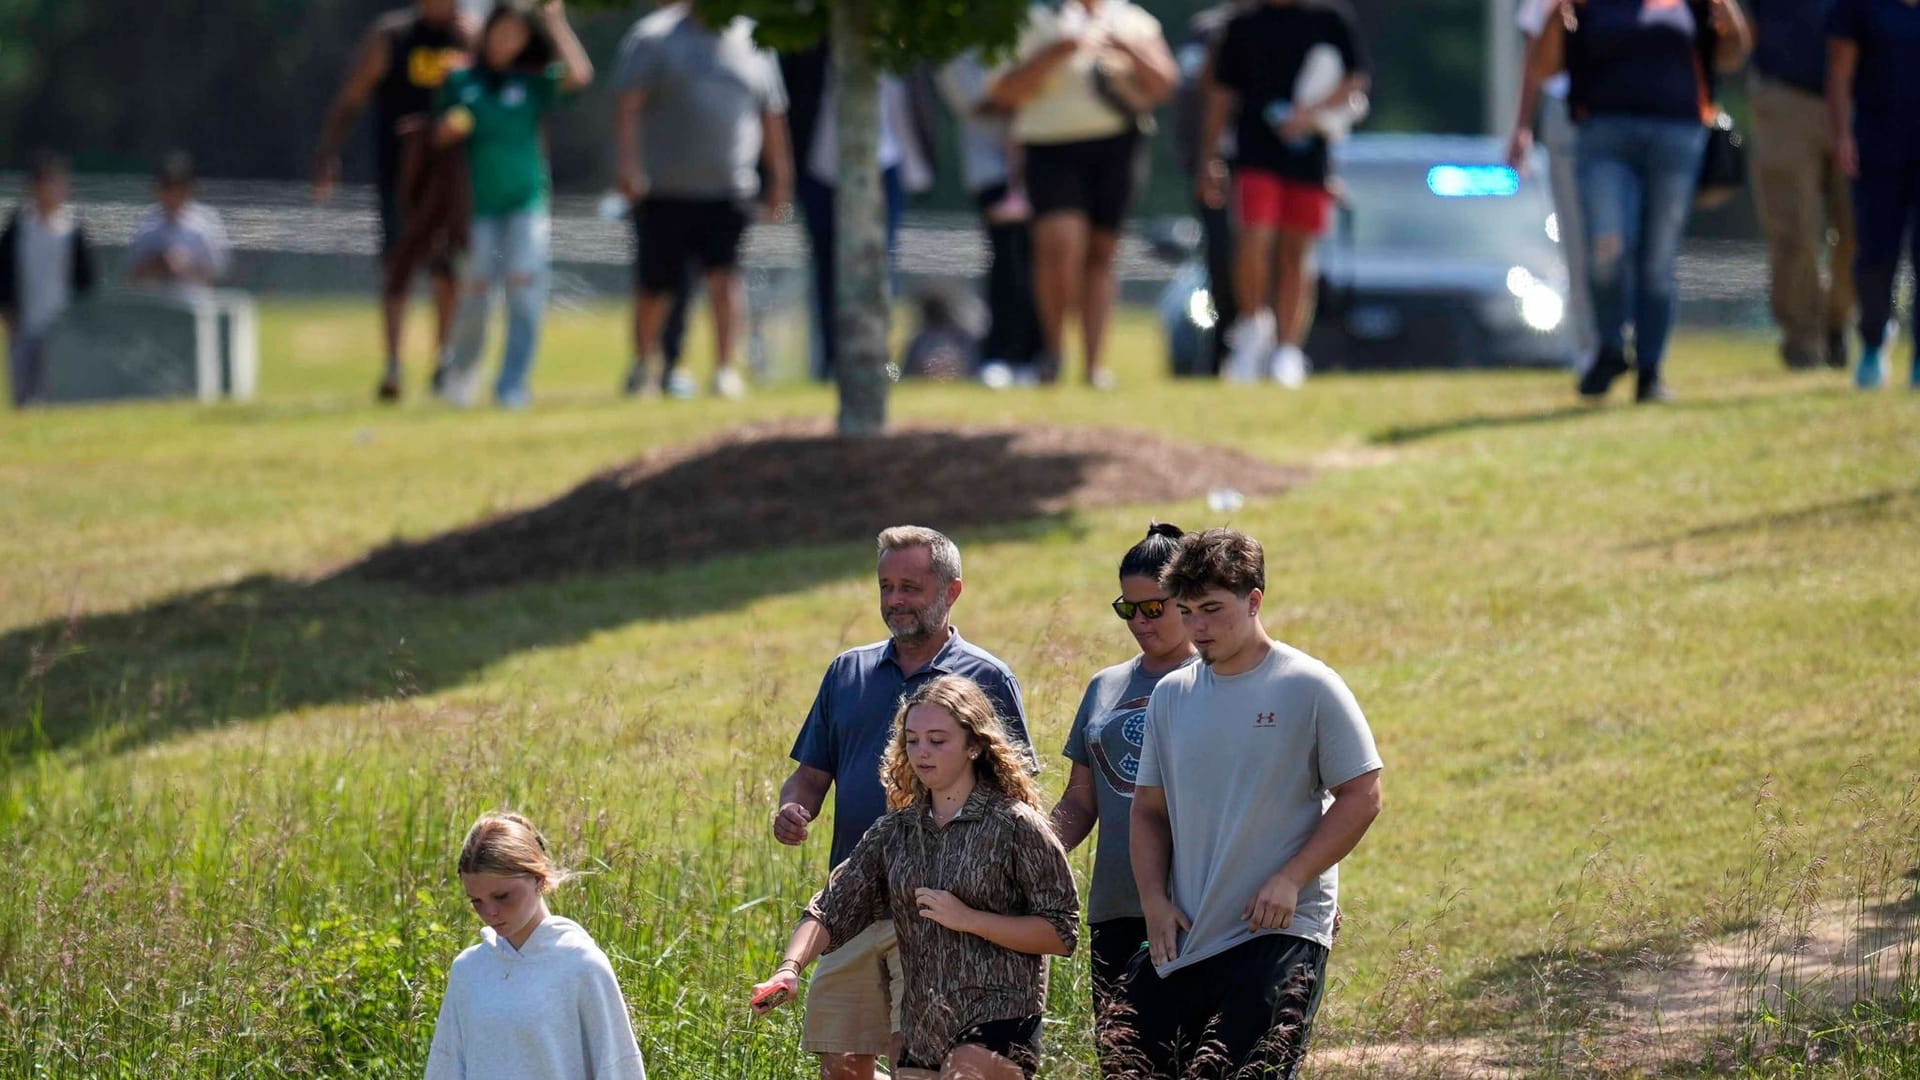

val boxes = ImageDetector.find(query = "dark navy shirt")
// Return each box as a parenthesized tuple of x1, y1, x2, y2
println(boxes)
(1829, 0, 1920, 152)
(790, 628, 1033, 868)
(1750, 0, 1834, 93)
(1567, 0, 1712, 123)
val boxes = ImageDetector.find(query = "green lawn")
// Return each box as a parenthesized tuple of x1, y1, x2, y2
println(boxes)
(2, 300, 1916, 1077)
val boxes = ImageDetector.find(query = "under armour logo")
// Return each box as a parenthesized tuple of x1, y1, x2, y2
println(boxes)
(1254, 712, 1277, 728)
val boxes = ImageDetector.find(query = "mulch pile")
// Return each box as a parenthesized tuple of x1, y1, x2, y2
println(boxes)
(350, 419, 1308, 594)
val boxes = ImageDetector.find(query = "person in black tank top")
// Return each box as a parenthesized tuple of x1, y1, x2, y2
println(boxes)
(1514, 0, 1751, 403)
(312, 0, 474, 403)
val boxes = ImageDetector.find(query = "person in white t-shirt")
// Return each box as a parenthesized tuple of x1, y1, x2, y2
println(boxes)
(126, 154, 231, 293)
(425, 811, 647, 1080)
(1121, 528, 1383, 1079)
(989, 0, 1176, 388)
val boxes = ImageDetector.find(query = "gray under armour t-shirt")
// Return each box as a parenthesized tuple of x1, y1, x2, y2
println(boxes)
(1062, 654, 1199, 923)
(613, 8, 788, 200)
(1136, 641, 1382, 974)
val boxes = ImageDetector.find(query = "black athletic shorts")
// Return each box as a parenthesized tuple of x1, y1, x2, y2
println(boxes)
(634, 196, 751, 295)
(897, 1014, 1043, 1077)
(1115, 933, 1330, 1079)
(1023, 131, 1143, 232)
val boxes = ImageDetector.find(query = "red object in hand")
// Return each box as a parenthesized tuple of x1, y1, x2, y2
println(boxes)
(750, 981, 792, 1014)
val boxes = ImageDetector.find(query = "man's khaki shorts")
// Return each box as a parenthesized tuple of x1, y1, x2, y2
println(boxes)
(803, 920, 905, 1056)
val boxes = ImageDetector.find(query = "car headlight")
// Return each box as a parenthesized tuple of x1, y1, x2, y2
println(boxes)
(1187, 288, 1218, 331)
(1518, 286, 1565, 332)
(1505, 266, 1565, 332)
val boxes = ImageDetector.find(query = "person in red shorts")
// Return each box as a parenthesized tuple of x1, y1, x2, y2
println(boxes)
(1198, 0, 1368, 385)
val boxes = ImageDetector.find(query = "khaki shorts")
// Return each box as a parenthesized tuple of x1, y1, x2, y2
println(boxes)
(803, 920, 905, 1056)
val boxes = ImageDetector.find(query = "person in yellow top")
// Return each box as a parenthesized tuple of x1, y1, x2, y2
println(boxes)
(989, 1, 1176, 390)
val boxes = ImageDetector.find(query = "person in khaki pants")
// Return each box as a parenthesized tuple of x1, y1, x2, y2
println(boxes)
(1749, 0, 1855, 371)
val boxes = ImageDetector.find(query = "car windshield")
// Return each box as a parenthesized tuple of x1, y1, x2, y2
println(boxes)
(1336, 160, 1562, 263)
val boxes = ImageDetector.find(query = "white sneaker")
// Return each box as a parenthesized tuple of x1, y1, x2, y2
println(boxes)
(712, 367, 747, 400)
(439, 362, 483, 407)
(1225, 312, 1275, 383)
(1269, 344, 1310, 388)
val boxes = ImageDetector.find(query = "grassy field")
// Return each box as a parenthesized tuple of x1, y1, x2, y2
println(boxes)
(2, 300, 1917, 1077)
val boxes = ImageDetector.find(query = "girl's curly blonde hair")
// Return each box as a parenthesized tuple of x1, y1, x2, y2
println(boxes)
(882, 674, 1041, 811)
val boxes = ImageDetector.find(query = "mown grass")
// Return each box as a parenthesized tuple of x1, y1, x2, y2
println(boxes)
(1, 299, 1916, 1077)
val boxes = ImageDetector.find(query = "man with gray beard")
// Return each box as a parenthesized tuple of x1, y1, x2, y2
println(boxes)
(773, 525, 1034, 1080)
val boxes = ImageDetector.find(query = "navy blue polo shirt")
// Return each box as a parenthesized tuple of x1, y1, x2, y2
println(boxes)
(790, 627, 1032, 868)
(1829, 0, 1920, 154)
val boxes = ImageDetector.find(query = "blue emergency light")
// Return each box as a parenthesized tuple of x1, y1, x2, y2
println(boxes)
(1426, 165, 1521, 198)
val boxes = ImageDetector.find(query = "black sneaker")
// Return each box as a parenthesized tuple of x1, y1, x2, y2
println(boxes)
(1781, 341, 1823, 370)
(1577, 347, 1630, 400)
(377, 369, 402, 403)
(621, 363, 649, 398)
(429, 363, 449, 396)
(1826, 327, 1850, 370)
(1634, 368, 1672, 404)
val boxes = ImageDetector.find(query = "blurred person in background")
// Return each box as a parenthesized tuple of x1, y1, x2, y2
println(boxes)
(1750, 0, 1855, 371)
(313, 0, 476, 403)
(781, 47, 937, 382)
(431, 0, 592, 411)
(127, 153, 231, 291)
(1, 152, 96, 407)
(1170, 1, 1257, 378)
(990, 0, 1177, 389)
(1826, 0, 1920, 390)
(1513, 0, 1751, 404)
(1200, 0, 1370, 387)
(936, 50, 1044, 385)
(613, 1, 791, 402)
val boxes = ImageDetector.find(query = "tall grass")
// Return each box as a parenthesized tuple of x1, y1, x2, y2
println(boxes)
(4, 670, 1914, 1077)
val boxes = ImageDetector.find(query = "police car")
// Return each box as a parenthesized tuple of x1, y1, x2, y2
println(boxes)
(1161, 134, 1581, 374)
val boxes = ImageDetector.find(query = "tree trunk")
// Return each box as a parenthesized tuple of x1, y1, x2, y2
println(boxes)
(829, 0, 890, 436)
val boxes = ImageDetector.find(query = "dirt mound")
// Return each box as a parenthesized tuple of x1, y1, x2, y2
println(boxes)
(351, 419, 1307, 594)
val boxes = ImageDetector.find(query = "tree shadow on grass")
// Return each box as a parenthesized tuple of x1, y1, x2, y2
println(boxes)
(3, 421, 1304, 758)
(1372, 404, 1609, 445)
(1627, 486, 1920, 550)
(1370, 392, 1789, 446)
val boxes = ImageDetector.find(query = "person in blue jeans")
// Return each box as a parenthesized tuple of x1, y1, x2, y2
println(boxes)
(1521, 0, 1751, 403)
(434, 0, 592, 409)
(1827, 0, 1920, 391)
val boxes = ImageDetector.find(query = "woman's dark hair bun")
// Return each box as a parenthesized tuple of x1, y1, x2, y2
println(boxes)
(1120, 521, 1187, 580)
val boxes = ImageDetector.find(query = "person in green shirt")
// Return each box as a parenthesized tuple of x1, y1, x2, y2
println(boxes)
(434, 0, 592, 408)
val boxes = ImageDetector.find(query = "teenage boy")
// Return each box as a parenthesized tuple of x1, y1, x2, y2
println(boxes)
(1124, 527, 1383, 1078)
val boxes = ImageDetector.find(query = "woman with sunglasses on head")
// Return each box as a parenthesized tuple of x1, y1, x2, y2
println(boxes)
(1048, 521, 1198, 1070)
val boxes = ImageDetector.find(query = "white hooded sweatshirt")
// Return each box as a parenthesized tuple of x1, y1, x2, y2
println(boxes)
(425, 915, 647, 1080)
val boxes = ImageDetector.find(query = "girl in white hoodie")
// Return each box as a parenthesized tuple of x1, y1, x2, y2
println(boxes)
(425, 811, 647, 1080)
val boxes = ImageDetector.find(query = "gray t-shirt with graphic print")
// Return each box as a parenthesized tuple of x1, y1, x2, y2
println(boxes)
(1136, 641, 1381, 974)
(1063, 654, 1198, 923)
